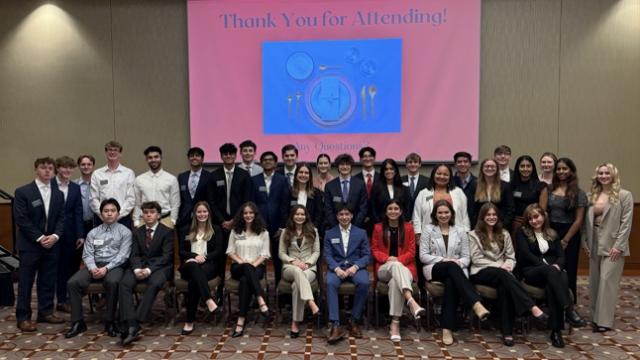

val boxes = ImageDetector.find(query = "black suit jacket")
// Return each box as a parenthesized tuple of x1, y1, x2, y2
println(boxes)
(370, 184, 412, 223)
(207, 166, 252, 223)
(252, 172, 290, 234)
(467, 180, 515, 231)
(130, 223, 174, 277)
(323, 176, 368, 228)
(289, 187, 325, 231)
(453, 173, 477, 200)
(515, 229, 565, 270)
(401, 174, 429, 216)
(14, 181, 65, 253)
(51, 178, 84, 243)
(177, 169, 211, 228)
(179, 224, 225, 268)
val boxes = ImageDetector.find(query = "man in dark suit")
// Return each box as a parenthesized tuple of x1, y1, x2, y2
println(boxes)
(251, 151, 290, 284)
(324, 204, 371, 344)
(177, 147, 211, 242)
(119, 201, 174, 346)
(324, 154, 368, 228)
(353, 147, 379, 235)
(452, 151, 477, 200)
(401, 152, 430, 216)
(276, 144, 298, 187)
(52, 156, 85, 314)
(13, 157, 66, 332)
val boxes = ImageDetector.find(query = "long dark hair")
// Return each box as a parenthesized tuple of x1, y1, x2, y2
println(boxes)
(426, 163, 455, 191)
(551, 157, 579, 208)
(232, 201, 266, 234)
(381, 199, 405, 248)
(292, 163, 316, 199)
(373, 158, 404, 191)
(474, 203, 505, 251)
(282, 205, 317, 248)
(513, 155, 539, 184)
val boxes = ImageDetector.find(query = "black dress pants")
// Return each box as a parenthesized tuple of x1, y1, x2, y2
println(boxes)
(179, 261, 218, 322)
(522, 265, 570, 331)
(56, 238, 82, 305)
(230, 263, 266, 317)
(551, 222, 580, 304)
(431, 261, 481, 331)
(119, 269, 170, 326)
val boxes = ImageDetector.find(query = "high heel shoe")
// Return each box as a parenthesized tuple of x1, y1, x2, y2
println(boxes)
(472, 302, 490, 322)
(290, 330, 300, 339)
(181, 327, 194, 336)
(534, 312, 549, 324)
(231, 324, 245, 338)
(407, 298, 426, 319)
(259, 303, 271, 320)
(390, 320, 401, 342)
(592, 322, 612, 333)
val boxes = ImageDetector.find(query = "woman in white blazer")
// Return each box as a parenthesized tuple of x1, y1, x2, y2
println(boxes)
(583, 163, 634, 332)
(420, 200, 489, 345)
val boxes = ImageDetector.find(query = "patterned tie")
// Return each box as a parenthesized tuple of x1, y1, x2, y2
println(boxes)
(409, 176, 416, 197)
(366, 173, 373, 197)
(341, 180, 349, 202)
(145, 228, 153, 248)
(189, 173, 198, 198)
(287, 172, 294, 186)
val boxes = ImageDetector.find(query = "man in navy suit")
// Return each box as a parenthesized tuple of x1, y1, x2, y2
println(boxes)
(177, 147, 211, 242)
(324, 153, 368, 228)
(251, 151, 290, 284)
(52, 156, 85, 314)
(452, 151, 477, 200)
(401, 152, 430, 216)
(324, 204, 371, 344)
(13, 157, 66, 332)
(276, 144, 298, 187)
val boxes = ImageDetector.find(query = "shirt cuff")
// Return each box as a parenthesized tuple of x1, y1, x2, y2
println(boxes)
(36, 235, 44, 243)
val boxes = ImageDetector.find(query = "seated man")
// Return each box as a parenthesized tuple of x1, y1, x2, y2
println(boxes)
(324, 204, 371, 344)
(65, 198, 132, 338)
(119, 201, 174, 346)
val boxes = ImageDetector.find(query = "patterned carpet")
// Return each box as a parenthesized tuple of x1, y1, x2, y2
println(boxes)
(0, 276, 639, 360)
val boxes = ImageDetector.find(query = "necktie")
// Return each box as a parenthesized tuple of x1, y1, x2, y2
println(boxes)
(287, 172, 294, 186)
(189, 173, 198, 198)
(226, 171, 233, 214)
(247, 165, 252, 176)
(145, 228, 153, 248)
(341, 180, 349, 202)
(366, 173, 373, 197)
(409, 176, 416, 197)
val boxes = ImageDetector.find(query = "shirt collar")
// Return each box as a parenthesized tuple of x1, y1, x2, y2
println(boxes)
(190, 168, 202, 177)
(339, 224, 351, 233)
(225, 166, 236, 174)
(363, 169, 375, 178)
(35, 179, 49, 188)
(148, 169, 164, 178)
(146, 222, 159, 232)
(56, 176, 69, 186)
(75, 177, 90, 185)
(339, 176, 351, 182)
(106, 164, 124, 173)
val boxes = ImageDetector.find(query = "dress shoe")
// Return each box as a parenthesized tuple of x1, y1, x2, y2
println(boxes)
(290, 330, 300, 339)
(105, 322, 119, 337)
(472, 302, 490, 321)
(550, 331, 565, 348)
(592, 322, 612, 333)
(442, 328, 454, 345)
(56, 303, 71, 313)
(65, 321, 87, 338)
(348, 322, 363, 339)
(231, 324, 245, 338)
(37, 314, 65, 324)
(502, 336, 514, 347)
(121, 326, 141, 346)
(181, 327, 194, 336)
(17, 320, 37, 332)
(565, 309, 586, 327)
(534, 312, 549, 324)
(327, 325, 345, 344)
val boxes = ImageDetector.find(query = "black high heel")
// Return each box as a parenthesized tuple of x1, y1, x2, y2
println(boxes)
(231, 324, 245, 338)
(290, 330, 300, 338)
(181, 326, 194, 335)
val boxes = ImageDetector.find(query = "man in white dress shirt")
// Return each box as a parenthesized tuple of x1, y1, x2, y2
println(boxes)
(238, 139, 263, 176)
(494, 145, 513, 183)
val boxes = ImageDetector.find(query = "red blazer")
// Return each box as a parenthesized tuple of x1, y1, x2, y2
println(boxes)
(371, 222, 417, 279)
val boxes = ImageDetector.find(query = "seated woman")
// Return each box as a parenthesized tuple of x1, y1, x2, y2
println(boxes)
(178, 202, 224, 335)
(226, 202, 271, 338)
(469, 203, 548, 347)
(279, 205, 321, 338)
(372, 199, 425, 342)
(420, 200, 490, 345)
(516, 203, 585, 348)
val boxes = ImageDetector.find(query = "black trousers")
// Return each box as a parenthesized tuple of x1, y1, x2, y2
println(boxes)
(179, 261, 218, 323)
(431, 261, 481, 331)
(270, 234, 282, 286)
(551, 222, 580, 304)
(16, 248, 59, 321)
(522, 265, 570, 331)
(470, 267, 534, 336)
(230, 263, 266, 317)
(119, 269, 170, 325)
(67, 266, 124, 322)
(215, 230, 230, 299)
(56, 238, 82, 304)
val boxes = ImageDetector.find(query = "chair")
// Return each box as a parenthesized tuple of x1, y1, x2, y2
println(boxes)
(337, 281, 371, 329)
(374, 281, 421, 330)
(521, 281, 574, 335)
(134, 280, 177, 325)
(174, 276, 222, 325)
(474, 284, 528, 334)
(275, 278, 322, 328)
(423, 281, 444, 331)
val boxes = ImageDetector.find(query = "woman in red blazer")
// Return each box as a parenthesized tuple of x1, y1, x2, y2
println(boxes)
(372, 199, 425, 341)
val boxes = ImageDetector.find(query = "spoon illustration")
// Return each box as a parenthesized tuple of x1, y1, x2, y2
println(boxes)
(295, 90, 302, 118)
(287, 94, 293, 118)
(319, 64, 342, 71)
(368, 85, 377, 118)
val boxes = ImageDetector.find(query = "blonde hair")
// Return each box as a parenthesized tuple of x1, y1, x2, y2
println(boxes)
(475, 159, 501, 203)
(186, 201, 215, 242)
(590, 163, 621, 203)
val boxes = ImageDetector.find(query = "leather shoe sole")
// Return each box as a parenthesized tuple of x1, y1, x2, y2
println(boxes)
(17, 321, 37, 332)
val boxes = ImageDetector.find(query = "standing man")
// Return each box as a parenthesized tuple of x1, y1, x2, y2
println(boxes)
(324, 154, 368, 228)
(64, 198, 132, 338)
(177, 147, 210, 242)
(132, 146, 180, 229)
(452, 151, 477, 200)
(277, 144, 298, 187)
(494, 145, 514, 183)
(75, 154, 96, 234)
(90, 140, 136, 228)
(238, 140, 263, 176)
(354, 147, 379, 235)
(52, 156, 85, 314)
(13, 157, 66, 332)
(119, 202, 174, 346)
(401, 152, 429, 216)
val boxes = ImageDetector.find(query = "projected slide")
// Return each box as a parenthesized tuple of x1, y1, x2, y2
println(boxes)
(188, 0, 480, 162)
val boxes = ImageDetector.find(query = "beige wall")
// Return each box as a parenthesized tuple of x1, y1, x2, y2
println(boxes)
(0, 0, 639, 195)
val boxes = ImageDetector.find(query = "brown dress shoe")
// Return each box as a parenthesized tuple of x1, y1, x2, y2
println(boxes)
(348, 322, 363, 339)
(17, 320, 37, 332)
(327, 325, 345, 344)
(56, 303, 71, 314)
(37, 314, 65, 324)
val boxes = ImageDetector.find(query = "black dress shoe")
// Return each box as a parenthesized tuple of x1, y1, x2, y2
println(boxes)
(534, 312, 549, 324)
(502, 336, 514, 347)
(231, 325, 245, 338)
(105, 322, 119, 337)
(181, 327, 194, 336)
(566, 309, 586, 327)
(121, 326, 141, 346)
(592, 322, 612, 333)
(65, 321, 87, 338)
(550, 331, 565, 348)
(290, 330, 300, 338)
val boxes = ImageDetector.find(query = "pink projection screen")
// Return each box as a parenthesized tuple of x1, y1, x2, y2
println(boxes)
(187, 0, 480, 162)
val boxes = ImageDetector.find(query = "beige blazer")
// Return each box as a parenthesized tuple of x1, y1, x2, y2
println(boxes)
(278, 228, 321, 271)
(582, 189, 634, 256)
(468, 230, 516, 276)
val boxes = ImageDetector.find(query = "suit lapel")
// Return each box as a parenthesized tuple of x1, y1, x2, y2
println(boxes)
(601, 201, 612, 221)
(433, 227, 447, 257)
(345, 229, 357, 257)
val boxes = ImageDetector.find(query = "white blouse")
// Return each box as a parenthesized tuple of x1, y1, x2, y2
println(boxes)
(191, 232, 208, 257)
(534, 231, 549, 261)
(297, 190, 308, 207)
(226, 230, 271, 262)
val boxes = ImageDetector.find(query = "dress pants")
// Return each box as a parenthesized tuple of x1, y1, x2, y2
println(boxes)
(377, 261, 414, 317)
(551, 222, 580, 304)
(326, 269, 369, 324)
(589, 227, 625, 328)
(271, 235, 283, 286)
(56, 239, 82, 305)
(230, 263, 266, 317)
(119, 269, 170, 325)
(471, 267, 534, 336)
(67, 267, 124, 322)
(179, 261, 218, 323)
(522, 265, 570, 331)
(282, 265, 316, 322)
(431, 261, 481, 330)
(16, 248, 59, 321)
(215, 231, 230, 299)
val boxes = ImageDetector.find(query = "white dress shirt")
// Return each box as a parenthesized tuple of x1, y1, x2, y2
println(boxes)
(534, 232, 550, 262)
(239, 161, 263, 176)
(133, 169, 180, 227)
(499, 168, 511, 182)
(263, 172, 273, 196)
(90, 164, 136, 218)
(56, 176, 69, 201)
(284, 165, 297, 186)
(297, 190, 308, 207)
(340, 224, 351, 255)
(387, 184, 394, 199)
(35, 178, 58, 242)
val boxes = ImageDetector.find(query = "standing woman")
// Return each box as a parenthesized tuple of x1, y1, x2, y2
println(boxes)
(539, 152, 557, 185)
(372, 199, 425, 341)
(469, 203, 548, 347)
(226, 202, 271, 338)
(279, 205, 321, 338)
(583, 163, 634, 332)
(510, 155, 546, 236)
(516, 204, 585, 348)
(468, 159, 515, 231)
(178, 201, 224, 335)
(291, 164, 324, 232)
(540, 157, 587, 305)
(313, 154, 334, 192)
(420, 200, 490, 345)
(371, 159, 411, 224)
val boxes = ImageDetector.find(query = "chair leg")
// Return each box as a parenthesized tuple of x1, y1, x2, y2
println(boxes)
(374, 290, 380, 329)
(88, 294, 94, 314)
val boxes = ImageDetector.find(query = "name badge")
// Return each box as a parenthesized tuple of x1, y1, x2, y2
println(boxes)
(180, 185, 187, 191)
(424, 195, 434, 201)
(259, 186, 267, 192)
(513, 191, 522, 198)
(94, 239, 104, 246)
(100, 179, 108, 185)
(290, 200, 298, 206)
(216, 180, 225, 187)
(331, 238, 341, 244)
(402, 182, 409, 187)
(31, 199, 43, 207)
(332, 196, 342, 203)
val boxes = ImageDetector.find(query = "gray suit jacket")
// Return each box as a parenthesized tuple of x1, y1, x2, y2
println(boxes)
(582, 189, 633, 256)
(279, 228, 321, 272)
(419, 224, 470, 281)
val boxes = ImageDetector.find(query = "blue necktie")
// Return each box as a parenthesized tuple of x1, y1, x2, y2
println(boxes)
(341, 180, 349, 202)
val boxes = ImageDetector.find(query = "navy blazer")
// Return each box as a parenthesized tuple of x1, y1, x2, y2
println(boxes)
(177, 169, 211, 228)
(52, 178, 84, 242)
(289, 187, 324, 231)
(453, 173, 477, 200)
(323, 225, 371, 271)
(13, 181, 65, 252)
(401, 174, 429, 216)
(252, 172, 290, 234)
(467, 180, 515, 231)
(130, 223, 174, 277)
(207, 166, 252, 223)
(323, 176, 368, 228)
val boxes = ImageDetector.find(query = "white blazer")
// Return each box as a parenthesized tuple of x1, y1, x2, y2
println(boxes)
(412, 187, 470, 235)
(419, 224, 470, 281)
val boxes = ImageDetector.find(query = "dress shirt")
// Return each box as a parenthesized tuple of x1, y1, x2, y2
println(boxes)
(362, 169, 375, 181)
(240, 161, 263, 176)
(387, 184, 394, 199)
(499, 168, 511, 182)
(226, 230, 271, 262)
(456, 173, 471, 188)
(56, 176, 69, 201)
(297, 190, 308, 207)
(75, 177, 93, 221)
(83, 222, 132, 271)
(188, 169, 202, 198)
(340, 176, 350, 201)
(224, 166, 235, 214)
(408, 175, 417, 196)
(133, 169, 180, 227)
(263, 172, 273, 196)
(90, 164, 136, 218)
(340, 224, 351, 255)
(35, 179, 51, 218)
(191, 232, 208, 256)
(284, 166, 296, 186)
(534, 231, 550, 257)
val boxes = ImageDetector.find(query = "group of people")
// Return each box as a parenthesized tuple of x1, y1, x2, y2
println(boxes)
(12, 140, 633, 348)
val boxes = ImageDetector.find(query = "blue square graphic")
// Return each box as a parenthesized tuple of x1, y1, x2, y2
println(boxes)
(262, 38, 402, 134)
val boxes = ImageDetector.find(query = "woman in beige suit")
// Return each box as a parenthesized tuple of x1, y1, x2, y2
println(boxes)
(583, 163, 634, 332)
(279, 205, 321, 338)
